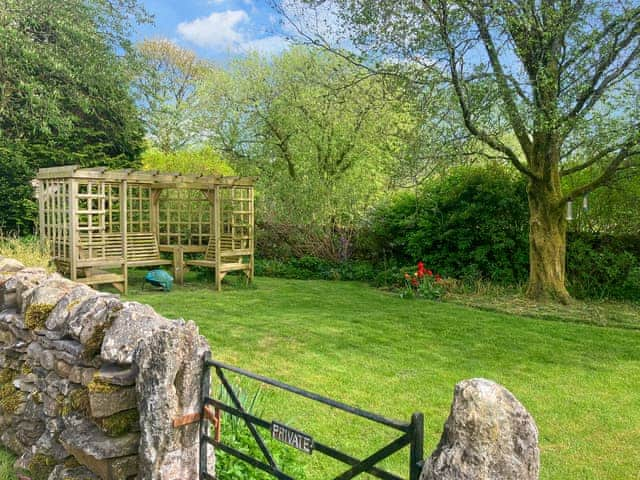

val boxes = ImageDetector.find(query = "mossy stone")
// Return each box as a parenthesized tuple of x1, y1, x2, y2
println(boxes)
(87, 379, 121, 394)
(93, 409, 140, 437)
(0, 383, 25, 414)
(25, 303, 55, 330)
(64, 456, 81, 468)
(82, 321, 111, 359)
(62, 388, 90, 417)
(0, 368, 15, 384)
(28, 453, 58, 480)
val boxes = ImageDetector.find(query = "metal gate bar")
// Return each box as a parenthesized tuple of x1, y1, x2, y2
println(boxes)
(200, 352, 424, 480)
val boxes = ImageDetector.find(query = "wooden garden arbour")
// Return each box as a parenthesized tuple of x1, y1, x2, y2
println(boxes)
(36, 166, 255, 293)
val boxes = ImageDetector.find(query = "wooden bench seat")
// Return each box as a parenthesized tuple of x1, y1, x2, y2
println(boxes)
(184, 235, 252, 290)
(78, 232, 172, 267)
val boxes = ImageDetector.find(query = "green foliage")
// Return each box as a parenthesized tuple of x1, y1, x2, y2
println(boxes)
(0, 448, 16, 480)
(132, 39, 207, 152)
(141, 147, 234, 176)
(0, 235, 53, 271)
(0, 0, 147, 232)
(198, 46, 425, 228)
(368, 166, 530, 284)
(255, 257, 375, 282)
(300, 0, 640, 300)
(567, 233, 640, 300)
(215, 383, 306, 480)
(564, 170, 640, 236)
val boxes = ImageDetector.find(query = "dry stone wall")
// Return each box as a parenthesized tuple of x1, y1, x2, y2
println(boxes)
(0, 258, 211, 480)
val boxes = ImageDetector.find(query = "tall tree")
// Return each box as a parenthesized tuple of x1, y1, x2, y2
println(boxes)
(133, 39, 207, 152)
(0, 0, 147, 232)
(292, 0, 640, 302)
(197, 47, 421, 226)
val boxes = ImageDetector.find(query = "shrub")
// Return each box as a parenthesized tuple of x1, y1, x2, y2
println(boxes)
(141, 146, 234, 176)
(567, 232, 640, 300)
(255, 257, 375, 282)
(372, 264, 419, 289)
(366, 165, 530, 284)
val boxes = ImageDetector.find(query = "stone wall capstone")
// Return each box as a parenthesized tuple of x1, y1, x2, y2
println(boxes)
(0, 257, 211, 480)
(421, 378, 540, 480)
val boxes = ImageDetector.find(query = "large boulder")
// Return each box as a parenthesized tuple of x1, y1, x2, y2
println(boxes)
(421, 378, 539, 480)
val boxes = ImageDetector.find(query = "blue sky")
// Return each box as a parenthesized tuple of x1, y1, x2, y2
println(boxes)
(135, 0, 291, 60)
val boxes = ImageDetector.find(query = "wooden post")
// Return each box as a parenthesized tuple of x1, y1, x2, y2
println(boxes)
(121, 179, 128, 294)
(69, 179, 78, 281)
(36, 180, 45, 247)
(249, 186, 255, 283)
(214, 187, 222, 292)
(174, 246, 185, 286)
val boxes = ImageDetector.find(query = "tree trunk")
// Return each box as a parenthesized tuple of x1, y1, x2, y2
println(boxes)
(526, 179, 571, 303)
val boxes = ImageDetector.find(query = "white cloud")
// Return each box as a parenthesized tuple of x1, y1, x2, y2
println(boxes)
(178, 9, 290, 56)
(240, 35, 289, 55)
(177, 10, 249, 50)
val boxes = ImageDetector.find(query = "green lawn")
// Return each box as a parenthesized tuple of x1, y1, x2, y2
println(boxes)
(128, 274, 639, 480)
(1, 275, 638, 479)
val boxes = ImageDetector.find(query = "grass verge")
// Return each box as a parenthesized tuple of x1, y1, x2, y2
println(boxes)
(126, 272, 640, 480)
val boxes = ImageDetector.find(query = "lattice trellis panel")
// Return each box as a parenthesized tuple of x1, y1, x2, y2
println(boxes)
(39, 179, 71, 271)
(157, 189, 212, 247)
(37, 165, 255, 292)
(127, 185, 152, 234)
(220, 186, 254, 253)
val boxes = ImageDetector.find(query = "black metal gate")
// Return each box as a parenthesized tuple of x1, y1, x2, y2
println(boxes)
(199, 353, 424, 480)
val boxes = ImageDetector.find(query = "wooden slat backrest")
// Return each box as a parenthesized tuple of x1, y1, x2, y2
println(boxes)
(204, 235, 233, 261)
(78, 232, 161, 261)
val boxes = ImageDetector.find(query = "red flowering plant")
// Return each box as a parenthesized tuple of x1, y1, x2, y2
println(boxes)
(400, 261, 444, 300)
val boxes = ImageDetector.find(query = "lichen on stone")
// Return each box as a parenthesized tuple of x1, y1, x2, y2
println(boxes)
(62, 388, 90, 416)
(28, 453, 59, 480)
(0, 381, 24, 414)
(93, 409, 140, 437)
(25, 303, 55, 330)
(87, 378, 121, 394)
(31, 391, 42, 404)
(82, 320, 112, 359)
(21, 363, 32, 375)
(0, 367, 15, 384)
(66, 299, 81, 312)
(63, 456, 81, 469)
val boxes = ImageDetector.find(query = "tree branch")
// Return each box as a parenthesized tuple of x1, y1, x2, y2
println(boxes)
(428, 0, 538, 180)
(563, 148, 640, 202)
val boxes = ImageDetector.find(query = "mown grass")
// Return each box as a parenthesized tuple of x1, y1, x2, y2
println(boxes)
(125, 272, 640, 480)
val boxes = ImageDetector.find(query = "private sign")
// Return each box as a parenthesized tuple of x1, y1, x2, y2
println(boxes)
(271, 422, 314, 454)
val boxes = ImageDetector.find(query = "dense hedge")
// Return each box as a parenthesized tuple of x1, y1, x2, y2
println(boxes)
(255, 165, 640, 301)
(364, 166, 530, 284)
(567, 233, 640, 300)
